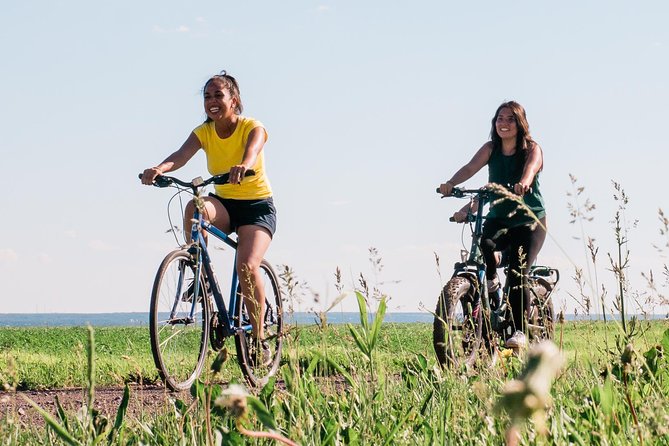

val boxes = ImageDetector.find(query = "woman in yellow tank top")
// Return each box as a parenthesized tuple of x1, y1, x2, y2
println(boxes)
(141, 71, 276, 364)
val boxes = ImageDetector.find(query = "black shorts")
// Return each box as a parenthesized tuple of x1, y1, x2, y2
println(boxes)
(209, 194, 277, 237)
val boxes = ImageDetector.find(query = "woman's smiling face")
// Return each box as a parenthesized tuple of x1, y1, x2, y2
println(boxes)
(203, 79, 237, 121)
(495, 107, 517, 139)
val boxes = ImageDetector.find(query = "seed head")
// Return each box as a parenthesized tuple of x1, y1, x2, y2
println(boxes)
(215, 384, 249, 418)
(496, 341, 565, 430)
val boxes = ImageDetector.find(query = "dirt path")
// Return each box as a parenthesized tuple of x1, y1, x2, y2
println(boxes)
(0, 385, 189, 427)
(1, 374, 350, 428)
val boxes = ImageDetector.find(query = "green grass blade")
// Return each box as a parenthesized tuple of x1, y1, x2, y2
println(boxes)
(419, 389, 434, 416)
(108, 383, 130, 443)
(247, 396, 277, 430)
(347, 323, 369, 356)
(321, 417, 339, 445)
(382, 408, 413, 446)
(354, 291, 369, 332)
(368, 297, 387, 351)
(23, 396, 83, 446)
(54, 395, 70, 431)
(662, 328, 669, 352)
(259, 376, 276, 408)
(86, 325, 95, 416)
(324, 356, 355, 387)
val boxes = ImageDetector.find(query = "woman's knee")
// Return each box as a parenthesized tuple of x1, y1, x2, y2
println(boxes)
(481, 237, 496, 252)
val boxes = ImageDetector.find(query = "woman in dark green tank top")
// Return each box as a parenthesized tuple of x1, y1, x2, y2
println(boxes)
(437, 101, 547, 351)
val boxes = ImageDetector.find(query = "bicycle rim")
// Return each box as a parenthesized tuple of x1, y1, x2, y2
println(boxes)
(528, 278, 555, 341)
(234, 259, 284, 387)
(433, 276, 481, 368)
(150, 249, 210, 391)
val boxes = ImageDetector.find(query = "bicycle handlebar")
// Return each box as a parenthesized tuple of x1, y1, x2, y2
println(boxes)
(138, 170, 256, 189)
(435, 186, 492, 199)
(438, 185, 503, 224)
(436, 183, 531, 197)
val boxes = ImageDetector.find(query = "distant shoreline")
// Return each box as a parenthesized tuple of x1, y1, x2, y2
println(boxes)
(1, 312, 667, 327)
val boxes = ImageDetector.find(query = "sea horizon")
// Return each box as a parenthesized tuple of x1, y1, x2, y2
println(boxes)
(0, 311, 667, 327)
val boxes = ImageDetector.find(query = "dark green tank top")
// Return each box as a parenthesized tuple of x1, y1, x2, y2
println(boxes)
(486, 147, 546, 225)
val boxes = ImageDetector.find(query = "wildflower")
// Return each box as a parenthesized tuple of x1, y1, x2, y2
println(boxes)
(496, 341, 565, 443)
(621, 343, 634, 366)
(214, 384, 249, 419)
(500, 348, 514, 359)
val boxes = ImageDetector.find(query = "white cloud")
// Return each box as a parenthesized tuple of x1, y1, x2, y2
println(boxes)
(177, 25, 190, 33)
(317, 5, 331, 13)
(195, 17, 206, 23)
(65, 229, 77, 239)
(0, 248, 18, 264)
(152, 25, 166, 33)
(88, 240, 119, 251)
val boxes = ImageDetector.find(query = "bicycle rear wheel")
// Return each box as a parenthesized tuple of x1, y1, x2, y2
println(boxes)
(234, 259, 283, 387)
(433, 276, 482, 368)
(149, 249, 210, 391)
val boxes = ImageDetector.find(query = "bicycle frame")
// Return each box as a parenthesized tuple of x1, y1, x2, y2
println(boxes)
(186, 202, 253, 338)
(450, 189, 496, 324)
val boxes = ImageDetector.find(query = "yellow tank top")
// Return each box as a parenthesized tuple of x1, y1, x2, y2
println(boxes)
(193, 117, 272, 199)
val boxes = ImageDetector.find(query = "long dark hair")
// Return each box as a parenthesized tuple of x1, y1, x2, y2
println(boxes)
(490, 101, 533, 157)
(203, 70, 243, 122)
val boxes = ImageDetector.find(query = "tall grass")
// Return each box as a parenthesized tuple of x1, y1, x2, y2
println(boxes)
(2, 178, 669, 444)
(1, 322, 668, 444)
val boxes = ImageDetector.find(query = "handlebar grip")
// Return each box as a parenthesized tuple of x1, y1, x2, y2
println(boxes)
(449, 217, 456, 222)
(139, 172, 173, 187)
(436, 187, 440, 194)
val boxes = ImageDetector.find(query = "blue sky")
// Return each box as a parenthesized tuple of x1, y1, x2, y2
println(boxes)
(1, 1, 668, 315)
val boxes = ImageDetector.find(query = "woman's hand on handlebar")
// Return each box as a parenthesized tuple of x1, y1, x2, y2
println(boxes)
(514, 182, 530, 195)
(141, 167, 163, 185)
(228, 164, 249, 185)
(451, 210, 468, 223)
(438, 181, 455, 196)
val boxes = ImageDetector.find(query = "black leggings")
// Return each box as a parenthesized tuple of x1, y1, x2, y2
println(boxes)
(481, 217, 547, 332)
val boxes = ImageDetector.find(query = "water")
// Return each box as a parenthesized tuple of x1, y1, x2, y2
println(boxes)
(0, 312, 665, 327)
(0, 312, 434, 327)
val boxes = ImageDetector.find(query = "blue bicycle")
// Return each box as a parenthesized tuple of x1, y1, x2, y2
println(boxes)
(141, 171, 283, 390)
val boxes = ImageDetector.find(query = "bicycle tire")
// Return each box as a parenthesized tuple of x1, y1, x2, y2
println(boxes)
(149, 249, 210, 391)
(234, 259, 283, 387)
(527, 277, 555, 341)
(433, 276, 482, 368)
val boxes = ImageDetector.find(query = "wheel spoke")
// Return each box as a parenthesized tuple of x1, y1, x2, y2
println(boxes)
(150, 250, 210, 391)
(433, 277, 480, 368)
(234, 261, 283, 387)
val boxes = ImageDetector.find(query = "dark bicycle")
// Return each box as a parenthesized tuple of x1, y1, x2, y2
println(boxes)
(433, 185, 559, 368)
(141, 170, 283, 390)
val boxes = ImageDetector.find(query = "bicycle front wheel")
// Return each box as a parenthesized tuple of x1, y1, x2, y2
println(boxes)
(234, 259, 284, 387)
(527, 277, 555, 341)
(149, 249, 210, 391)
(433, 276, 481, 369)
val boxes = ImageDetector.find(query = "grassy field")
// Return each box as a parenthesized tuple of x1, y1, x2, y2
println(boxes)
(1, 317, 669, 445)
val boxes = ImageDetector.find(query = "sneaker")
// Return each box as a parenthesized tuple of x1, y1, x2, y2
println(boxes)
(251, 340, 272, 367)
(505, 331, 527, 350)
(260, 340, 272, 367)
(487, 276, 500, 293)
